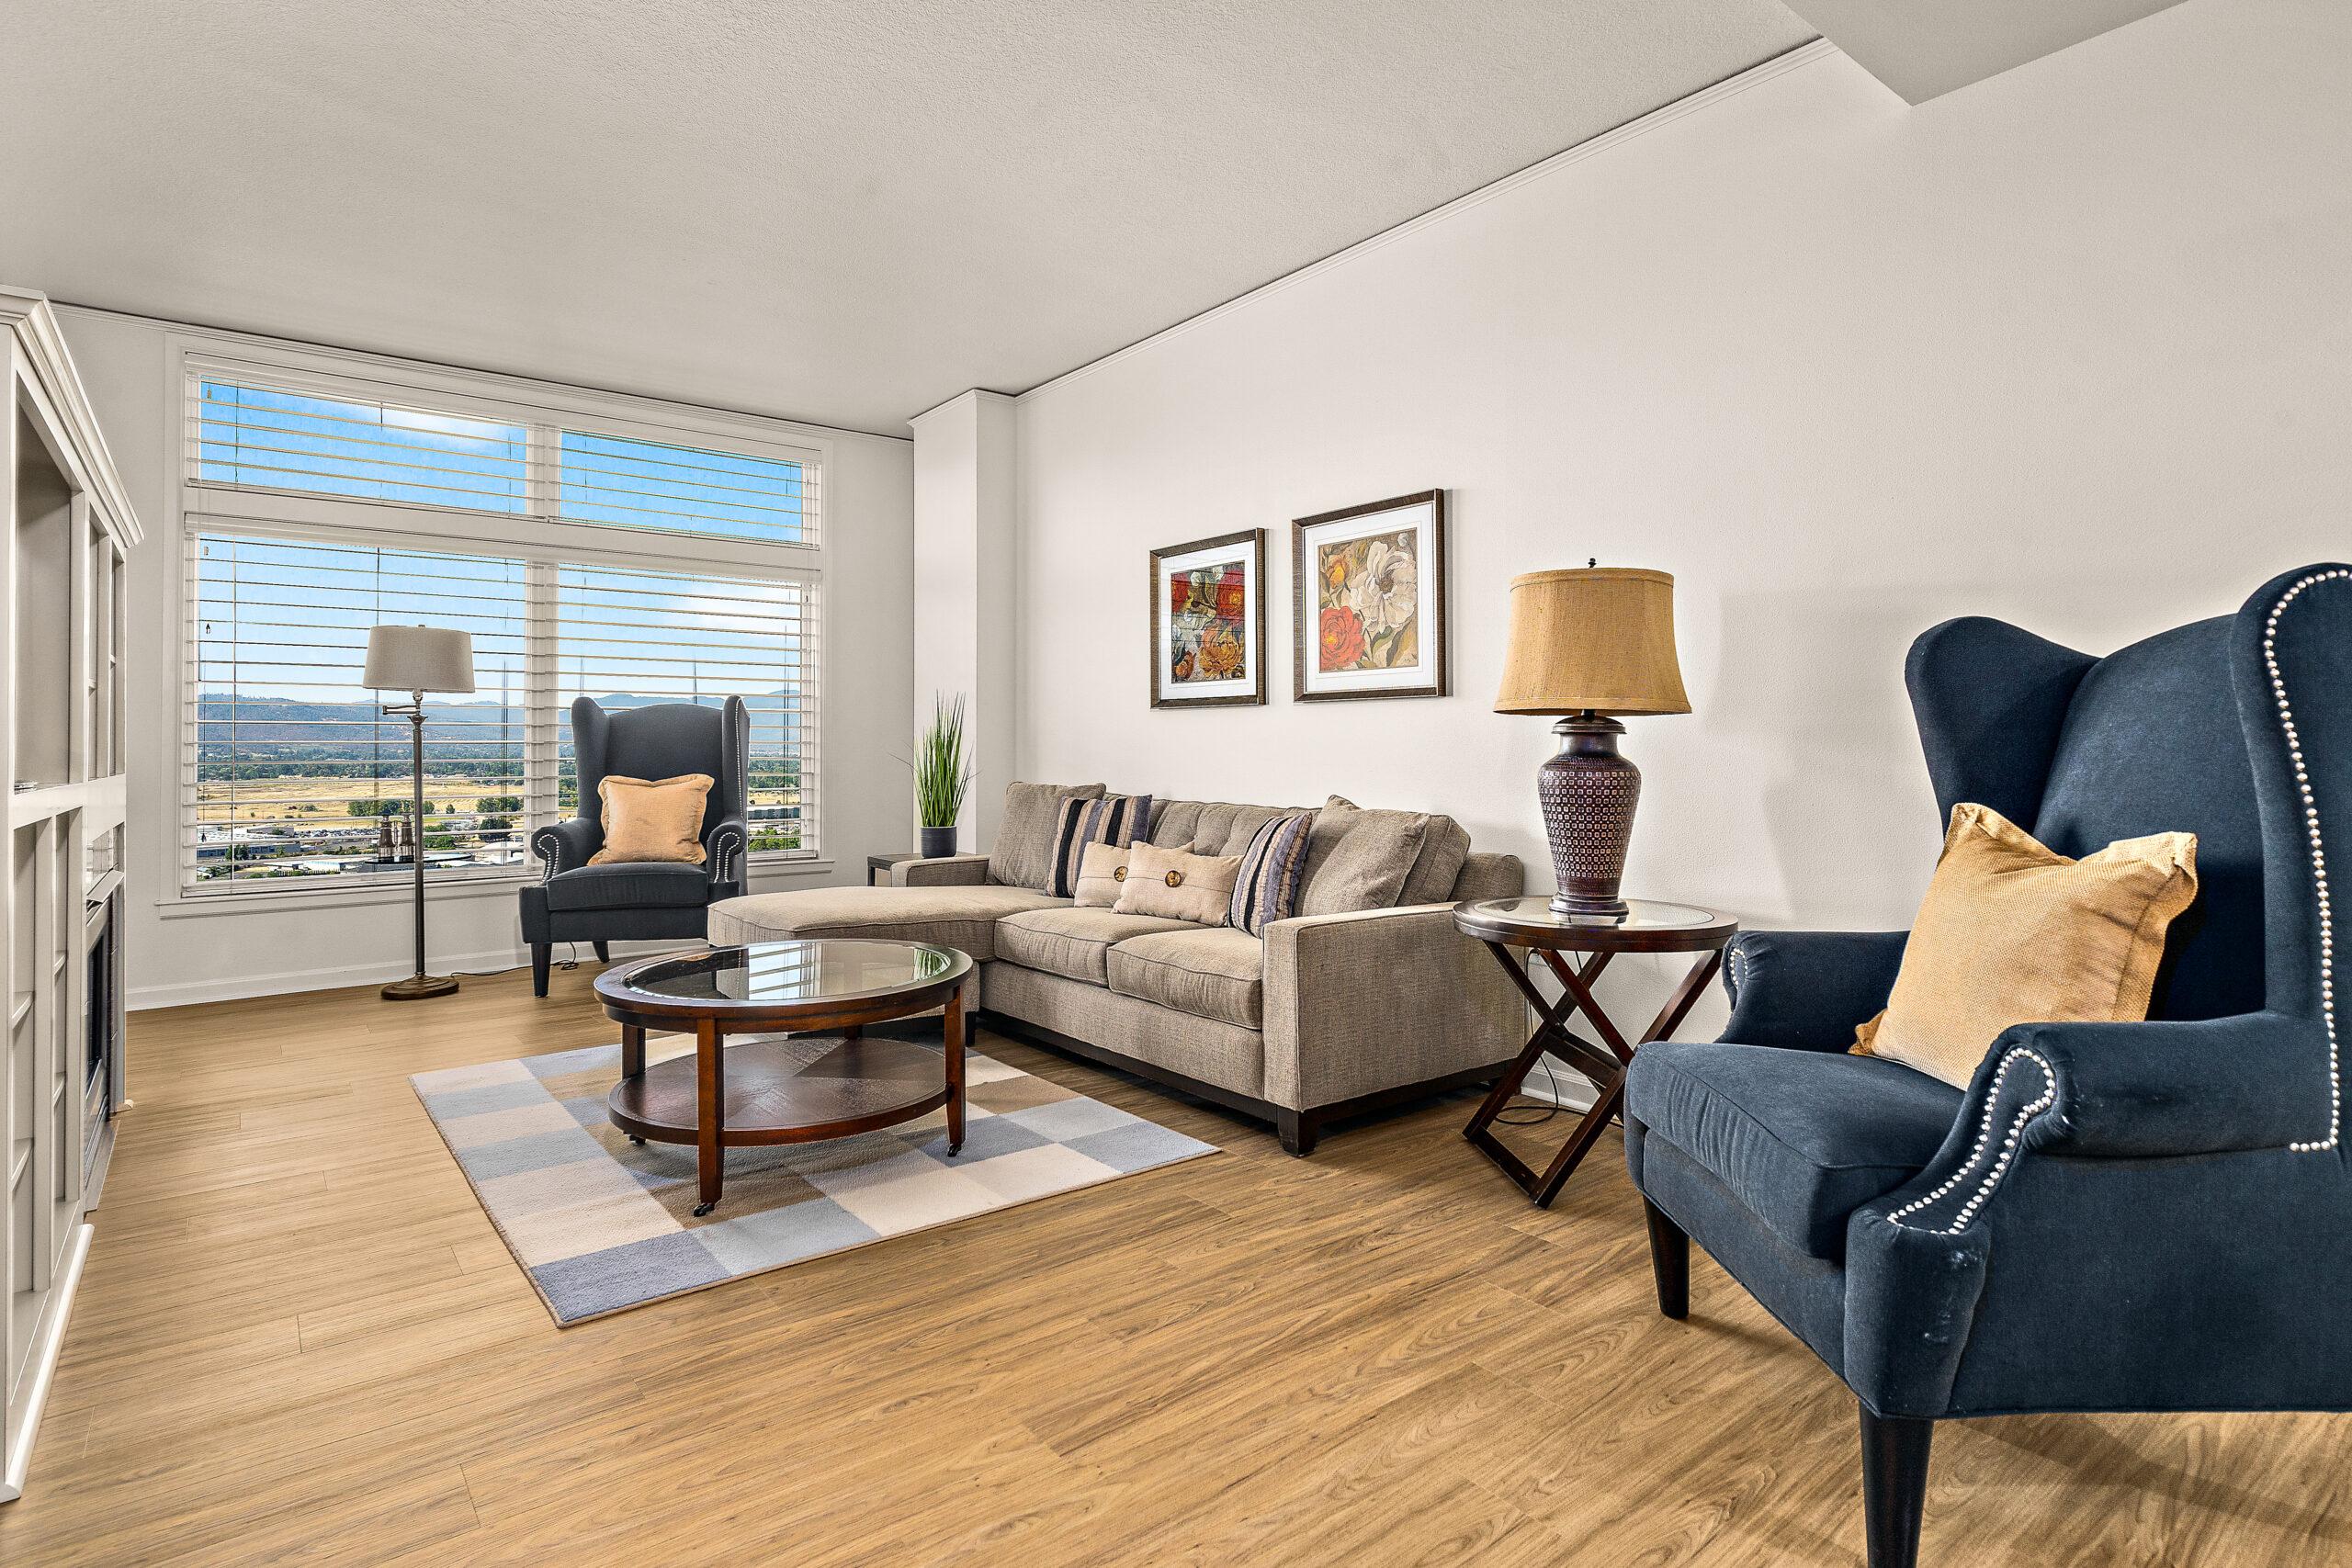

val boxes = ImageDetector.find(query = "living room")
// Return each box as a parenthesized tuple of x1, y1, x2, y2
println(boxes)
(1, 1, 2346, 1562)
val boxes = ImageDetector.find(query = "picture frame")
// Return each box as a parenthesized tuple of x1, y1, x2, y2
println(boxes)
(1149, 527, 1267, 707)
(1292, 490, 1448, 702)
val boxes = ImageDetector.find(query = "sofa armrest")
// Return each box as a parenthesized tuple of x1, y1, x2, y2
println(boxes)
(1261, 904, 1521, 1111)
(1719, 929, 1909, 1052)
(703, 813, 748, 890)
(888, 854, 992, 887)
(531, 817, 600, 879)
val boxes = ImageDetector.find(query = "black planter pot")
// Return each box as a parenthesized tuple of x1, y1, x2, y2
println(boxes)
(918, 825, 958, 860)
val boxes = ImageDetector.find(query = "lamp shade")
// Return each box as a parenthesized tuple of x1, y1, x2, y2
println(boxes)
(1493, 567, 1690, 716)
(362, 624, 476, 694)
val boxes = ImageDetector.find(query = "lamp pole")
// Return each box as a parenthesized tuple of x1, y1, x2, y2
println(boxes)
(381, 687, 458, 1000)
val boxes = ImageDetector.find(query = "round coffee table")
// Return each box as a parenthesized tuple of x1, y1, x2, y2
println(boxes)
(594, 939, 975, 1216)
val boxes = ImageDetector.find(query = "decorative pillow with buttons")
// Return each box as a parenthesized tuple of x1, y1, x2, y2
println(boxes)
(1073, 839, 1192, 908)
(1112, 841, 1243, 925)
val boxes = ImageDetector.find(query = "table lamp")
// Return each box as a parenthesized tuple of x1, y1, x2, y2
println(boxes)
(364, 624, 477, 1000)
(1494, 566, 1690, 919)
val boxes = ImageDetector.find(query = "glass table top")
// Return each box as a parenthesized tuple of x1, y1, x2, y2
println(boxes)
(1457, 897, 1733, 935)
(614, 940, 970, 1007)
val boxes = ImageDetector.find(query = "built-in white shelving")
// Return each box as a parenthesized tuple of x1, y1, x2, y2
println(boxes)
(0, 286, 139, 1504)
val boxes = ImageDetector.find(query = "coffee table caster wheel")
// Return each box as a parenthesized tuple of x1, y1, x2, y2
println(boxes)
(693, 1201, 716, 1217)
(628, 1135, 645, 1145)
(948, 1143, 964, 1157)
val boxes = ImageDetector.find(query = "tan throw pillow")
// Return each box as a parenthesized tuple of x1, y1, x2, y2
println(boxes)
(1854, 803, 2199, 1089)
(989, 781, 1106, 890)
(1298, 795, 1430, 916)
(590, 773, 714, 865)
(1073, 839, 1192, 908)
(1114, 842, 1242, 926)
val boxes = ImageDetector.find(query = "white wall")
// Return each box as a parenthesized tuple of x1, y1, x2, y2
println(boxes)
(910, 390, 1018, 853)
(1010, 2, 2352, 1032)
(53, 308, 916, 1009)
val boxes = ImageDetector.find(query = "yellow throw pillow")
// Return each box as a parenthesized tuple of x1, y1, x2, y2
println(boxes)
(589, 773, 714, 865)
(1854, 803, 2198, 1088)
(1073, 840, 1191, 908)
(1113, 842, 1242, 926)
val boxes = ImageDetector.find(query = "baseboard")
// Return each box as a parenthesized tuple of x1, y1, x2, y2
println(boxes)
(128, 937, 700, 1011)
(1, 1223, 92, 1504)
(1515, 1057, 1601, 1113)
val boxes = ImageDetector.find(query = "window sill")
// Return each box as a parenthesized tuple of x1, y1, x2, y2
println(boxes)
(153, 857, 836, 919)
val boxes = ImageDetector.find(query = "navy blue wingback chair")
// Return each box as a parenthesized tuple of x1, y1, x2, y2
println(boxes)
(1623, 564, 2351, 1568)
(519, 695, 748, 995)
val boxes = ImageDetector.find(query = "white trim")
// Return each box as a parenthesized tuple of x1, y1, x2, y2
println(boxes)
(1885, 1047, 2055, 1235)
(0, 1223, 92, 1505)
(0, 289, 143, 547)
(1013, 39, 1838, 410)
(2262, 568, 2346, 1154)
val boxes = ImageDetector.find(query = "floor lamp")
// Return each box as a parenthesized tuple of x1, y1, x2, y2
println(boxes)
(364, 624, 477, 1001)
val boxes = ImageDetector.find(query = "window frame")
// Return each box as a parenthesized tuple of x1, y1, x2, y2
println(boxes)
(158, 330, 837, 915)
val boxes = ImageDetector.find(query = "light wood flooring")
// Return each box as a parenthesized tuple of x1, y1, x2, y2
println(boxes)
(1, 966, 2346, 1565)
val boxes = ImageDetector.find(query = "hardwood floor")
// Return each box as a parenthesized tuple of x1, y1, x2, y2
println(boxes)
(2, 967, 2346, 1565)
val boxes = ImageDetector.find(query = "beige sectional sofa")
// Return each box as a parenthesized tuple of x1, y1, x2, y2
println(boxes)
(709, 790, 1525, 1154)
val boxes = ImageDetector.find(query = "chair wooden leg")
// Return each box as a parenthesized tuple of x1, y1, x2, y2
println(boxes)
(592, 941, 610, 962)
(530, 943, 551, 997)
(1642, 1199, 1690, 1319)
(1860, 1404, 1934, 1568)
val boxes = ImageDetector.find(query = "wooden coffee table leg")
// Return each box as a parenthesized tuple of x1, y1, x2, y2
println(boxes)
(944, 980, 967, 1156)
(693, 1017, 724, 1216)
(620, 1023, 648, 1145)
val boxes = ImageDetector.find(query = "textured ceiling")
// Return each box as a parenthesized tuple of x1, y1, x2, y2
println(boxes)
(1, 1, 1811, 434)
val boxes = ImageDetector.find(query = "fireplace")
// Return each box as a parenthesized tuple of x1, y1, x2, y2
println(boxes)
(84, 887, 122, 1197)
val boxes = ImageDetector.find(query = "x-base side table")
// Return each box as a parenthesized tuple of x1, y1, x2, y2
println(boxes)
(1455, 897, 1737, 1209)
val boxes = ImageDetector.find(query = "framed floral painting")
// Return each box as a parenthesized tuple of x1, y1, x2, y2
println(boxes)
(1149, 528, 1266, 707)
(1292, 490, 1447, 701)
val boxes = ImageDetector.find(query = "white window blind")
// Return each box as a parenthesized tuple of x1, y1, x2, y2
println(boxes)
(176, 351, 827, 897)
(184, 531, 820, 893)
(188, 366, 821, 547)
(185, 533, 533, 889)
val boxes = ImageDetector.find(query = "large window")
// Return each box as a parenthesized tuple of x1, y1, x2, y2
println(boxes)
(179, 355, 823, 896)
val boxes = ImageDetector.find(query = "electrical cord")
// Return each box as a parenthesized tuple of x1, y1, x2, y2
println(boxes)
(451, 942, 587, 978)
(1492, 951, 1575, 1126)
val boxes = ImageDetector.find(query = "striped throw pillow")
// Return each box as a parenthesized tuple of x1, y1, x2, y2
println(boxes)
(1227, 809, 1317, 936)
(1046, 793, 1154, 899)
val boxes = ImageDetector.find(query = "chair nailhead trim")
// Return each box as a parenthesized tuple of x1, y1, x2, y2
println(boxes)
(2265, 569, 2346, 1154)
(1886, 1047, 2056, 1235)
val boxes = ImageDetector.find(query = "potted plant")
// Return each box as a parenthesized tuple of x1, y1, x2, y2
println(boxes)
(911, 692, 975, 859)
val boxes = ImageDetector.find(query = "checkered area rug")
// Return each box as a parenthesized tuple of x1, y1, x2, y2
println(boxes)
(413, 1035, 1218, 1325)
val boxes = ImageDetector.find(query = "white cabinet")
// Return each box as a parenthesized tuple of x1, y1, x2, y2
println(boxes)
(0, 287, 140, 1502)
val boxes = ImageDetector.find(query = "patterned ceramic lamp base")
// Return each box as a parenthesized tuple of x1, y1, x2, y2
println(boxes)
(1538, 715, 1641, 919)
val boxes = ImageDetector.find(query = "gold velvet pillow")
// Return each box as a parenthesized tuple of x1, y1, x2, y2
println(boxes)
(589, 773, 714, 865)
(1113, 842, 1242, 926)
(1854, 803, 2199, 1088)
(1073, 839, 1191, 908)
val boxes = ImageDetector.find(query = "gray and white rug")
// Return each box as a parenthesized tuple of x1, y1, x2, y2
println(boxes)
(413, 1034, 1217, 1325)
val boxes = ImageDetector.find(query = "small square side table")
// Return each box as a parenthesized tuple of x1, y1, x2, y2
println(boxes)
(867, 853, 919, 886)
(1455, 896, 1736, 1208)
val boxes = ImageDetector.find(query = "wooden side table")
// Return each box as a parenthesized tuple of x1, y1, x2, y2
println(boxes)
(867, 853, 918, 886)
(1455, 897, 1736, 1208)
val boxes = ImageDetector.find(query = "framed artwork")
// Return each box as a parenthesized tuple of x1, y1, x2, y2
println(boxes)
(1292, 490, 1447, 702)
(1149, 528, 1267, 707)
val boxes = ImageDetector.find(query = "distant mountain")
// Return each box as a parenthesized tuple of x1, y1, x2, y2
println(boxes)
(194, 689, 799, 756)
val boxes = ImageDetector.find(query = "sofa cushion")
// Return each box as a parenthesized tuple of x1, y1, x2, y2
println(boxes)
(1046, 792, 1153, 898)
(1400, 815, 1471, 906)
(545, 861, 711, 911)
(995, 907, 1194, 985)
(1107, 927, 1265, 1029)
(1625, 1041, 1962, 1261)
(1300, 797, 1430, 915)
(707, 885, 1069, 963)
(989, 781, 1105, 891)
(1148, 799, 1306, 858)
